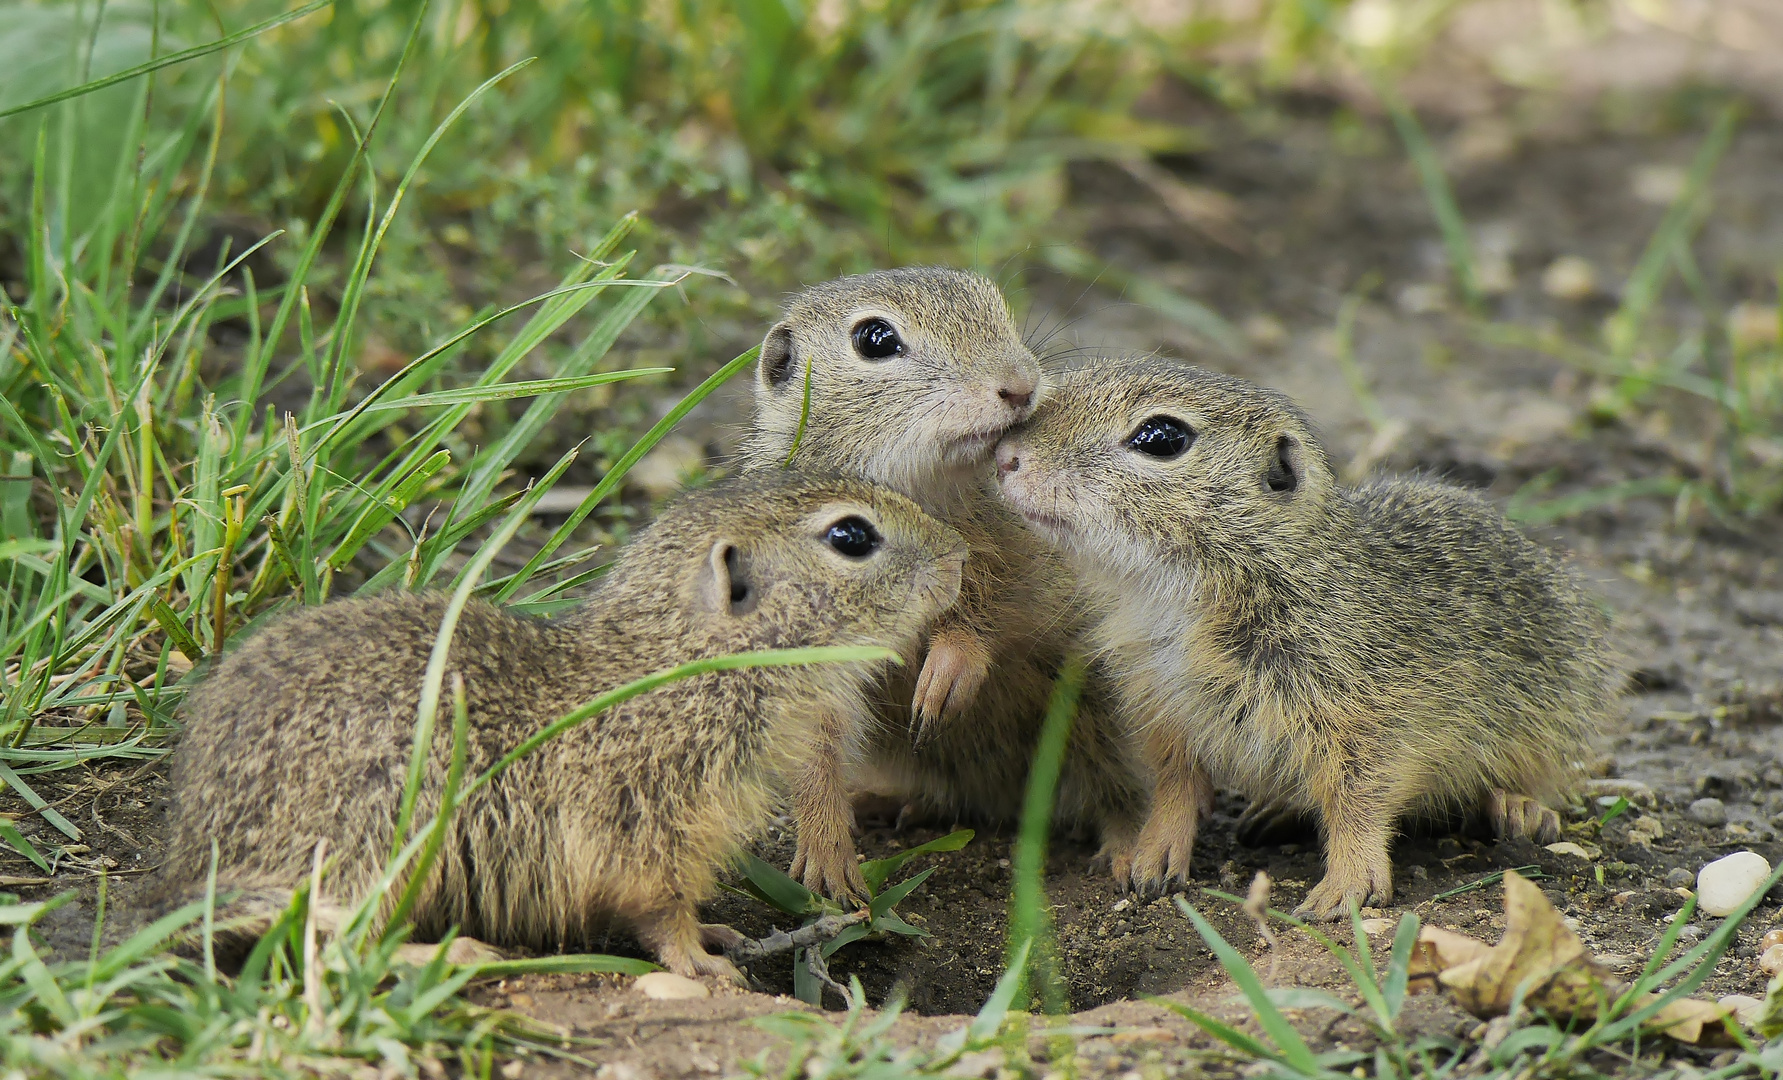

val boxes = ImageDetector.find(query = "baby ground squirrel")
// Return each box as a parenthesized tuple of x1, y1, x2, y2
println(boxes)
(738, 267, 1147, 899)
(994, 356, 1618, 918)
(157, 473, 965, 979)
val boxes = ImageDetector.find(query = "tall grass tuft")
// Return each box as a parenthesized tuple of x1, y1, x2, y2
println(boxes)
(0, 9, 909, 1074)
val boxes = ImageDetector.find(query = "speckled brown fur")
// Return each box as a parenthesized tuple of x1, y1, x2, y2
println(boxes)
(738, 268, 1148, 900)
(157, 473, 965, 978)
(996, 356, 1620, 918)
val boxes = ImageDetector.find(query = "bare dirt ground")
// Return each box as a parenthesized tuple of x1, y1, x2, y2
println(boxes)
(8, 10, 1783, 1077)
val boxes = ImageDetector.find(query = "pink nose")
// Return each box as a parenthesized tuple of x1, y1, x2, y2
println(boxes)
(998, 386, 1033, 411)
(995, 443, 1021, 476)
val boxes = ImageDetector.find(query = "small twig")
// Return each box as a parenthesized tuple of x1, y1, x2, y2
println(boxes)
(726, 910, 869, 964)
(1433, 865, 1545, 902)
(805, 946, 850, 1005)
(1243, 872, 1280, 983)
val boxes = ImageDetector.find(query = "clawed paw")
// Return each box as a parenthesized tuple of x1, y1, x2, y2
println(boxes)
(1488, 790, 1561, 845)
(664, 946, 746, 985)
(1293, 864, 1393, 921)
(789, 838, 868, 906)
(1123, 832, 1193, 900)
(910, 633, 990, 744)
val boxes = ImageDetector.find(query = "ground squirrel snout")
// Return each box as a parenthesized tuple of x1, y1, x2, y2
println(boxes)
(158, 473, 964, 980)
(739, 268, 1148, 901)
(998, 355, 1619, 919)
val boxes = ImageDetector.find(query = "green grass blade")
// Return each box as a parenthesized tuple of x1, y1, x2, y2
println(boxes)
(859, 828, 973, 894)
(734, 852, 828, 917)
(492, 345, 759, 603)
(1150, 995, 1284, 1062)
(0, 0, 335, 121)
(1604, 103, 1741, 360)
(357, 369, 672, 412)
(463, 647, 900, 802)
(454, 954, 658, 981)
(1006, 656, 1081, 1013)
(386, 457, 540, 855)
(1039, 244, 1239, 352)
(967, 936, 1032, 1045)
(1373, 76, 1480, 311)
(0, 820, 51, 873)
(0, 761, 81, 840)
(1177, 898, 1325, 1075)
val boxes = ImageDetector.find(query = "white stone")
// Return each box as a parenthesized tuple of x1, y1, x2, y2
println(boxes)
(1546, 842, 1595, 860)
(1359, 918, 1392, 936)
(1697, 851, 1772, 917)
(634, 971, 710, 1000)
(1541, 256, 1598, 301)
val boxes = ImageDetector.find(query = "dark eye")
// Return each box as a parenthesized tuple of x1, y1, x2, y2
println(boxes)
(1127, 416, 1193, 459)
(851, 318, 904, 360)
(825, 516, 880, 558)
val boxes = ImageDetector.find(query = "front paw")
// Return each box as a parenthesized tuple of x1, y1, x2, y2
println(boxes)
(1294, 861, 1393, 920)
(1124, 826, 1194, 899)
(910, 629, 991, 744)
(789, 835, 867, 906)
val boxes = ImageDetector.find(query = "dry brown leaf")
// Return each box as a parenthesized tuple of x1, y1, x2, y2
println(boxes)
(1409, 870, 1735, 1045)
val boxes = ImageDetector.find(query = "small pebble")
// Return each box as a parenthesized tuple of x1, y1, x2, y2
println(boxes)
(1626, 817, 1664, 846)
(1665, 868, 1696, 889)
(1727, 302, 1781, 352)
(1689, 798, 1728, 827)
(1359, 918, 1392, 936)
(1546, 841, 1594, 860)
(1697, 851, 1772, 917)
(1541, 256, 1598, 301)
(1242, 314, 1289, 351)
(1761, 945, 1783, 977)
(634, 972, 710, 1000)
(1761, 929, 1783, 950)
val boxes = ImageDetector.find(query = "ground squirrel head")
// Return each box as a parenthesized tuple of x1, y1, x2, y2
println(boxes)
(748, 268, 1039, 497)
(596, 472, 968, 655)
(995, 356, 1335, 580)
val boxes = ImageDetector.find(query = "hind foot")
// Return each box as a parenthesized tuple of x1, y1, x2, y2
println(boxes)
(701, 924, 746, 952)
(1486, 790, 1561, 844)
(1295, 857, 1394, 920)
(1090, 818, 1140, 881)
(393, 936, 504, 967)
(641, 908, 747, 986)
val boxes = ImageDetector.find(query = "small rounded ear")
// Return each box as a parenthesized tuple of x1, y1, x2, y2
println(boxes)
(703, 540, 758, 616)
(1266, 435, 1302, 494)
(759, 323, 797, 389)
